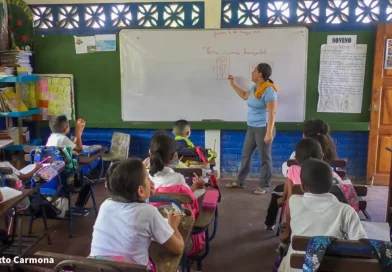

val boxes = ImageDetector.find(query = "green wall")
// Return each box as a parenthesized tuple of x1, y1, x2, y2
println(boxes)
(33, 30, 375, 131)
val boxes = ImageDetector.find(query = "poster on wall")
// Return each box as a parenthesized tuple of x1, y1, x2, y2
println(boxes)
(21, 74, 75, 120)
(384, 39, 392, 69)
(317, 44, 367, 113)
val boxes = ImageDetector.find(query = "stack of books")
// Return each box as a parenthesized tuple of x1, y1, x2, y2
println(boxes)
(0, 87, 28, 112)
(0, 51, 33, 76)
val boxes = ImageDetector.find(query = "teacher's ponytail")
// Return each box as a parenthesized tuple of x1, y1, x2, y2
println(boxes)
(256, 63, 273, 83)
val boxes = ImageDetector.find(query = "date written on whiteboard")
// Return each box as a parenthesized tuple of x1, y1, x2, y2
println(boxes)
(327, 35, 357, 45)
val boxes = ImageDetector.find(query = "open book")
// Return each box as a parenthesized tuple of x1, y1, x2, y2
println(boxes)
(0, 187, 22, 203)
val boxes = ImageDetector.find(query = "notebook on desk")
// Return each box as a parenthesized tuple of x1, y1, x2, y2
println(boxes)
(0, 187, 22, 203)
(20, 163, 50, 174)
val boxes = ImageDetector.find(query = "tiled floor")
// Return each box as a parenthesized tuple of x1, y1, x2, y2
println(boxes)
(10, 179, 389, 272)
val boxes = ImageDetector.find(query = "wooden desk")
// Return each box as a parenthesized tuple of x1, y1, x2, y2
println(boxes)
(386, 147, 392, 223)
(77, 147, 108, 165)
(0, 189, 32, 216)
(149, 215, 194, 272)
(194, 189, 217, 230)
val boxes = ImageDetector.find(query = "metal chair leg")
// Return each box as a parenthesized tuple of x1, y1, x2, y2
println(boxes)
(90, 186, 98, 217)
(362, 210, 372, 221)
(68, 193, 73, 238)
(16, 214, 23, 256)
(28, 215, 33, 234)
(41, 207, 51, 245)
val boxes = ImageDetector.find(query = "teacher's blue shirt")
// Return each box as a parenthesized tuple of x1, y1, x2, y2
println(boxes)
(247, 85, 277, 127)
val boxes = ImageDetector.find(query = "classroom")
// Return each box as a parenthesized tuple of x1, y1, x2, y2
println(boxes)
(0, 0, 391, 271)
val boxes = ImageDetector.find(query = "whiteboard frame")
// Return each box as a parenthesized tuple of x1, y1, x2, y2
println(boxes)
(119, 27, 308, 122)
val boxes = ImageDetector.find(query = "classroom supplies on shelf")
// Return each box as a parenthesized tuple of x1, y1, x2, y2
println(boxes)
(0, 127, 29, 145)
(0, 51, 33, 75)
(0, 87, 28, 112)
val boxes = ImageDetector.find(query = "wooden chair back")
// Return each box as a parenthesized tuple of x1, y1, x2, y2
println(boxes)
(31, 251, 148, 272)
(290, 236, 382, 272)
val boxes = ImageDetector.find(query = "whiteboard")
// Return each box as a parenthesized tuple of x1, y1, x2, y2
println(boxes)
(120, 28, 308, 122)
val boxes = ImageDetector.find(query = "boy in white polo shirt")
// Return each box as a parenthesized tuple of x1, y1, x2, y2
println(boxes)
(278, 158, 366, 272)
(46, 115, 85, 152)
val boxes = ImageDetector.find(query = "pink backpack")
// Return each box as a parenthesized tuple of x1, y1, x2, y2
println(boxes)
(152, 185, 205, 256)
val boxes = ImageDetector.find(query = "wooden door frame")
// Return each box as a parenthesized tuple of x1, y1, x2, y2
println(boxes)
(367, 24, 390, 185)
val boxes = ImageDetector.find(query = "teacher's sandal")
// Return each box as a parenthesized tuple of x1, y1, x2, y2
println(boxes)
(226, 182, 246, 189)
(254, 188, 267, 195)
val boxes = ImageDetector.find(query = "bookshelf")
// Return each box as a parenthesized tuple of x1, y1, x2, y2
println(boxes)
(0, 75, 41, 150)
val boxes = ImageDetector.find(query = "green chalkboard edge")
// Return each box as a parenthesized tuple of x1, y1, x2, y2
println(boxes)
(39, 121, 369, 131)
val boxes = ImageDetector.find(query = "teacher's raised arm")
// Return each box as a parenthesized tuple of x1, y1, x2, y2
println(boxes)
(226, 63, 279, 195)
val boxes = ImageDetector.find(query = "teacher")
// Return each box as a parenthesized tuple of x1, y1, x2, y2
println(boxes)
(226, 63, 278, 195)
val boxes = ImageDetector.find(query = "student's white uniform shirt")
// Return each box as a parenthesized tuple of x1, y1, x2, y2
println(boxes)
(90, 199, 173, 265)
(279, 193, 367, 272)
(282, 151, 296, 177)
(46, 133, 76, 149)
(149, 167, 190, 189)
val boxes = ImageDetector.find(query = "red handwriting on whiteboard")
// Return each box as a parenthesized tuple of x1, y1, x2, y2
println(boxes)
(213, 31, 227, 38)
(243, 48, 267, 56)
(213, 29, 261, 38)
(202, 47, 219, 55)
(202, 47, 266, 56)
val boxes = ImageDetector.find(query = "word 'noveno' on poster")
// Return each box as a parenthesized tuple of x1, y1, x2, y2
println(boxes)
(327, 35, 357, 45)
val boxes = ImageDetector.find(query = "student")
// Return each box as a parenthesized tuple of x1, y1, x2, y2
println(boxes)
(173, 119, 216, 161)
(90, 159, 184, 270)
(265, 138, 342, 230)
(46, 115, 85, 153)
(149, 134, 205, 256)
(278, 158, 366, 272)
(46, 115, 93, 210)
(281, 119, 337, 177)
(149, 134, 204, 192)
(0, 160, 42, 210)
(143, 129, 180, 169)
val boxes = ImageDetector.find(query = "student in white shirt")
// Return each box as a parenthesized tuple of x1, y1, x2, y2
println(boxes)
(90, 158, 184, 268)
(278, 158, 366, 272)
(149, 134, 204, 192)
(46, 115, 85, 152)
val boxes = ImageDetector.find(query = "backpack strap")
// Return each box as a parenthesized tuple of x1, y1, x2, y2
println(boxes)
(61, 146, 78, 170)
(34, 146, 46, 163)
(302, 236, 337, 272)
(360, 239, 392, 272)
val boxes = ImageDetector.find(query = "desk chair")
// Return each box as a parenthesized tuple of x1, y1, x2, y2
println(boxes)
(26, 147, 100, 238)
(0, 168, 51, 256)
(14, 251, 148, 272)
(101, 132, 131, 164)
(153, 189, 218, 272)
(290, 236, 392, 271)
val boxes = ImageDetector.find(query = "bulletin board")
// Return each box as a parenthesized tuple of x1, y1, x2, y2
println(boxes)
(21, 74, 75, 120)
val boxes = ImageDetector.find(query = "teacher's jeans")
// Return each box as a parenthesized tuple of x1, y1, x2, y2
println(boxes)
(237, 126, 275, 189)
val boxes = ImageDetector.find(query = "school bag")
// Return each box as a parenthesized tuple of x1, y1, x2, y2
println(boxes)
(149, 185, 206, 256)
(302, 236, 392, 272)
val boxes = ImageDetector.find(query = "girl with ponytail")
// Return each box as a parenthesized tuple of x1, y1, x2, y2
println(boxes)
(149, 134, 206, 257)
(149, 134, 204, 192)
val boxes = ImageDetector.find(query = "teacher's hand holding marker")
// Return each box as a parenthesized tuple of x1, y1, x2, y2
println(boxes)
(226, 63, 279, 195)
